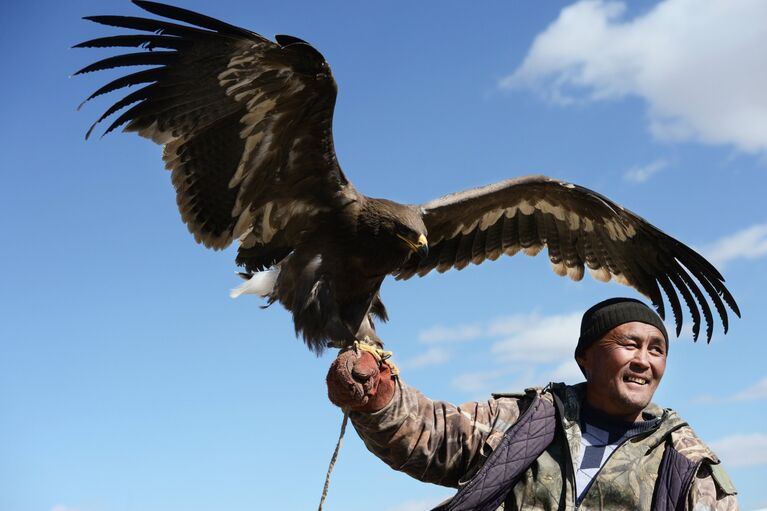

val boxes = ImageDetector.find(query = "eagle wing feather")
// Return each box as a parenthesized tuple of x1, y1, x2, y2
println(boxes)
(396, 175, 740, 341)
(76, 0, 354, 267)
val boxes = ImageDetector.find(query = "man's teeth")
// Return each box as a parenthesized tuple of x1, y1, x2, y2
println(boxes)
(625, 376, 648, 385)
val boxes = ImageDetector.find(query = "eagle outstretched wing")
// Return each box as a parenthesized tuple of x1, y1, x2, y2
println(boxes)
(75, 0, 353, 270)
(396, 176, 740, 341)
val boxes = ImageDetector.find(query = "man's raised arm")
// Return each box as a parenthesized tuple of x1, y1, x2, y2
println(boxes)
(326, 348, 528, 487)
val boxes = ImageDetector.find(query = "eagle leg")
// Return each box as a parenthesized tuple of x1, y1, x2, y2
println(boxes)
(352, 315, 384, 350)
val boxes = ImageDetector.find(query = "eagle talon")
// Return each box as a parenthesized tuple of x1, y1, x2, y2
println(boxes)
(353, 341, 400, 378)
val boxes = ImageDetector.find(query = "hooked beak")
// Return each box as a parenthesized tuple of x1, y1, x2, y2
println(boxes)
(398, 233, 429, 259)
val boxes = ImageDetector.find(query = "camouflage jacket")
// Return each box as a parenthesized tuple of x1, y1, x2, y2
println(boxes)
(350, 381, 738, 511)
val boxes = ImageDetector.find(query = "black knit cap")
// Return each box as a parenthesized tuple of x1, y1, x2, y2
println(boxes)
(575, 297, 668, 358)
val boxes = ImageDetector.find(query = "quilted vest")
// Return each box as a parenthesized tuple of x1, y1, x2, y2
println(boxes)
(433, 391, 699, 511)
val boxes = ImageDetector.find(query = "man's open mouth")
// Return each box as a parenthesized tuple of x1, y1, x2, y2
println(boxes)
(624, 375, 648, 385)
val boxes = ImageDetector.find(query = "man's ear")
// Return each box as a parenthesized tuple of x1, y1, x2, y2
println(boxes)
(575, 354, 589, 380)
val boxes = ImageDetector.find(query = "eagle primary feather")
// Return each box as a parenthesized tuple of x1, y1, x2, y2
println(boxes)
(76, 0, 740, 352)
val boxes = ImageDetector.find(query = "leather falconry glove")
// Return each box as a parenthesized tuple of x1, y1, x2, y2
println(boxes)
(326, 344, 397, 413)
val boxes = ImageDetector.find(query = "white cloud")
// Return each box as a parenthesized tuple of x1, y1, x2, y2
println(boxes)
(487, 312, 545, 337)
(417, 312, 551, 344)
(399, 347, 452, 370)
(690, 394, 717, 405)
(414, 311, 581, 376)
(453, 364, 575, 395)
(701, 223, 767, 268)
(546, 359, 585, 383)
(418, 323, 483, 344)
(502, 0, 767, 153)
(624, 159, 668, 183)
(452, 369, 511, 393)
(693, 376, 767, 404)
(732, 377, 767, 401)
(413, 308, 587, 390)
(491, 312, 581, 363)
(385, 496, 451, 511)
(709, 433, 767, 467)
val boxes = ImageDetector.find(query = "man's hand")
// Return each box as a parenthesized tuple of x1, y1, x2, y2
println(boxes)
(326, 348, 396, 412)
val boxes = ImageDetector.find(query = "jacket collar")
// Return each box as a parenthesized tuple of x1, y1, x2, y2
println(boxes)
(547, 382, 688, 451)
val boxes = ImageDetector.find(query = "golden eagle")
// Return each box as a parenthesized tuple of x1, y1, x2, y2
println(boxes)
(76, 0, 739, 353)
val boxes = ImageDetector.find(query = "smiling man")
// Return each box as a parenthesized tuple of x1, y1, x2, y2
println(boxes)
(327, 298, 738, 510)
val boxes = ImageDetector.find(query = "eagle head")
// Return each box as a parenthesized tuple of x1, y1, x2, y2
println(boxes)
(395, 230, 429, 259)
(386, 204, 429, 260)
(361, 198, 429, 261)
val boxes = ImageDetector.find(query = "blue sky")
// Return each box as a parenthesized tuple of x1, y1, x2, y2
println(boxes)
(2, 1, 767, 510)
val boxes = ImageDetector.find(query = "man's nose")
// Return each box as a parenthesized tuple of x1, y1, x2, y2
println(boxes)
(631, 348, 651, 369)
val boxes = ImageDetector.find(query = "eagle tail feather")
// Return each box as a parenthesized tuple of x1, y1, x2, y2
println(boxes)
(229, 268, 279, 298)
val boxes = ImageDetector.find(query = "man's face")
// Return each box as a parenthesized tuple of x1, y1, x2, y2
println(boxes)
(576, 322, 667, 422)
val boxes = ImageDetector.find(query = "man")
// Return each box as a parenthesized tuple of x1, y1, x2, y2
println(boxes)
(326, 298, 738, 510)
